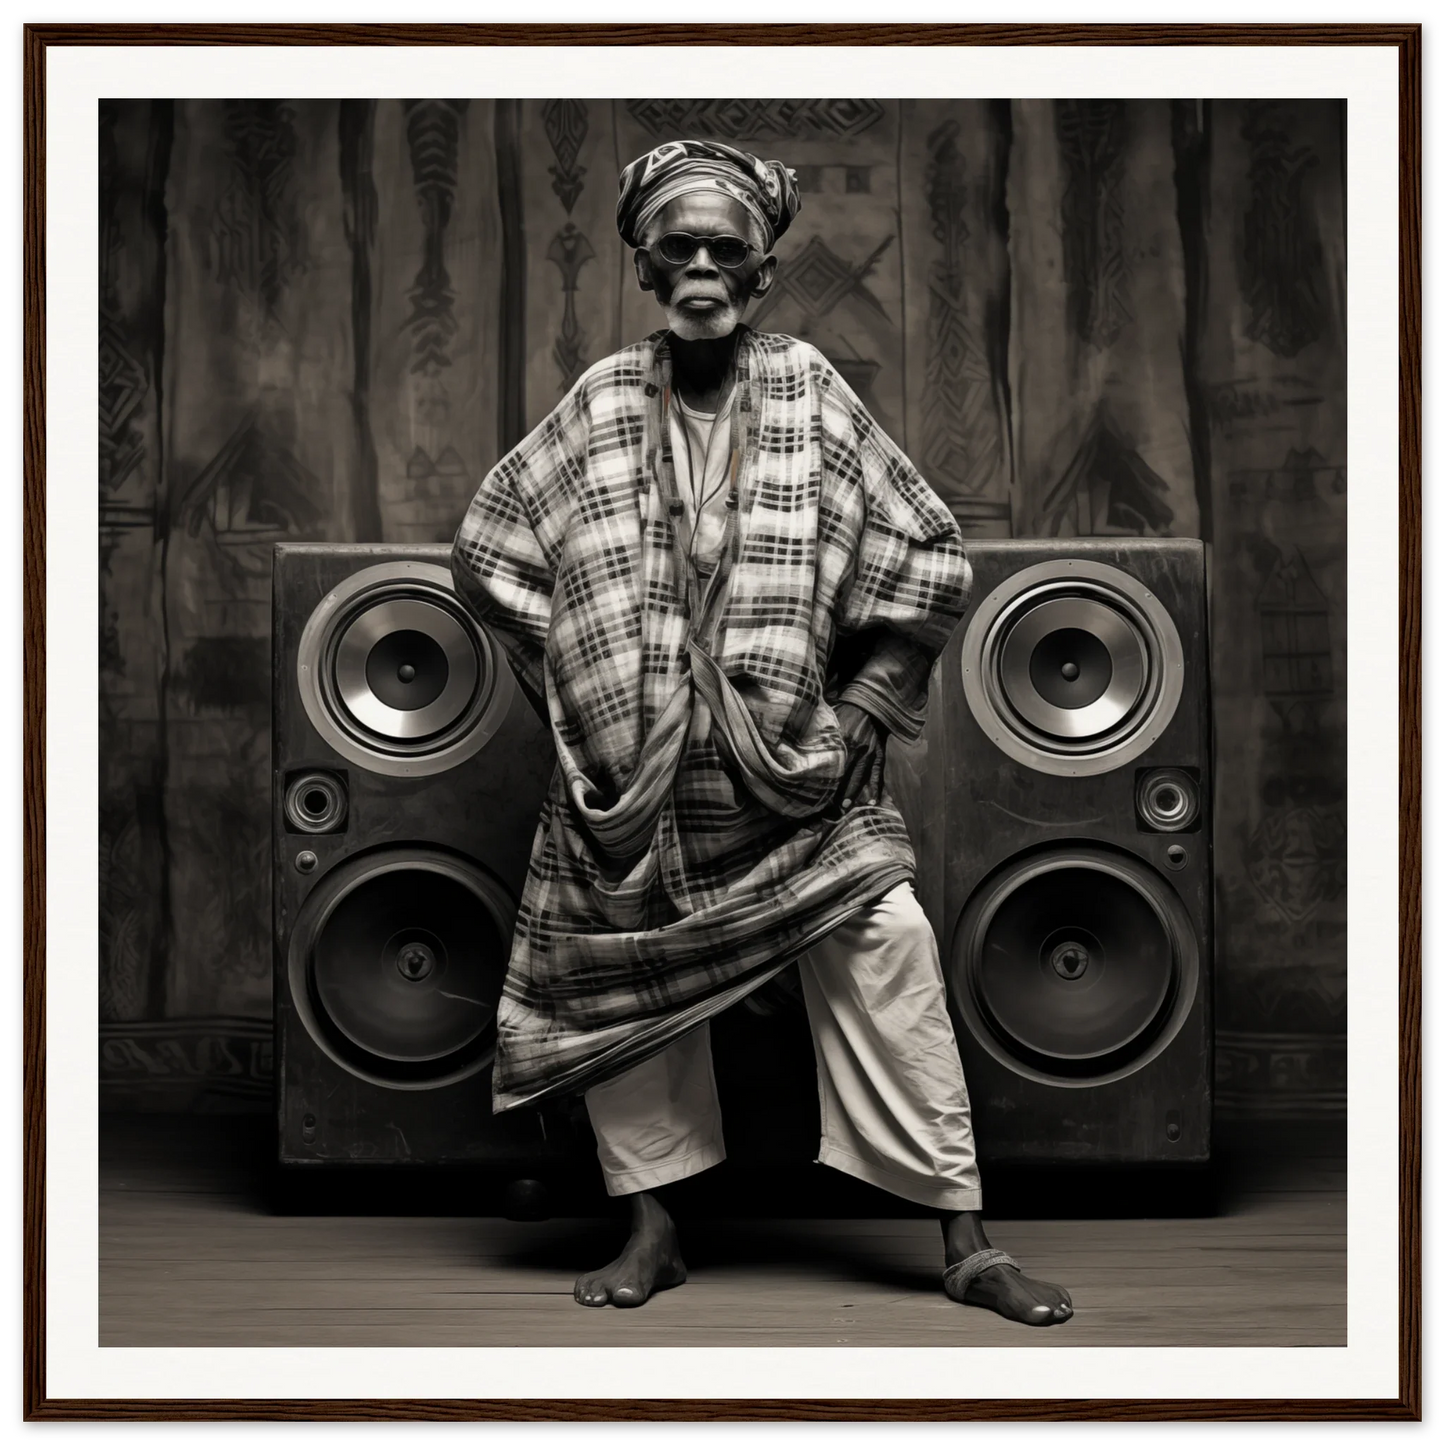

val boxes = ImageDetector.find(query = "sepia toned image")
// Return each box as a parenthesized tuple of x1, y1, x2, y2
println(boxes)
(95, 94, 1346, 1351)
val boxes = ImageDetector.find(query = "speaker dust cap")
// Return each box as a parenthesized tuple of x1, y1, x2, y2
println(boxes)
(961, 559, 1184, 777)
(950, 845, 1199, 1088)
(297, 560, 516, 777)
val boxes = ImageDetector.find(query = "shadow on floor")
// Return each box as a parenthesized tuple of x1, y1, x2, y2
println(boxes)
(488, 1217, 948, 1293)
(102, 1111, 1343, 1227)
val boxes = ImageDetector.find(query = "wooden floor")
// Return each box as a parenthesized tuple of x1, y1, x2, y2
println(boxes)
(100, 1116, 1345, 1349)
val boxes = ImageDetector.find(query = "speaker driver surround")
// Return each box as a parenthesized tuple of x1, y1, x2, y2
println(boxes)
(961, 559, 1185, 777)
(297, 560, 517, 777)
(949, 844, 1199, 1087)
(288, 847, 515, 1088)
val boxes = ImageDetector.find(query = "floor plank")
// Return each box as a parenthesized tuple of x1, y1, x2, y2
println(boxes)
(99, 1115, 1345, 1349)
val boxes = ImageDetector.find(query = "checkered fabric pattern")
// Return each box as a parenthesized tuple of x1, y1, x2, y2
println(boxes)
(452, 328, 972, 1110)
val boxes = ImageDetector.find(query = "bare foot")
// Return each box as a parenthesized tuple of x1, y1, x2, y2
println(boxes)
(574, 1190, 687, 1308)
(941, 1210, 1073, 1327)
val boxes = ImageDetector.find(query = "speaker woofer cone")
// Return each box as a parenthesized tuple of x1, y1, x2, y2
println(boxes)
(297, 561, 518, 778)
(949, 845, 1199, 1087)
(960, 559, 1186, 777)
(998, 597, 1148, 739)
(287, 847, 515, 1088)
(333, 597, 479, 741)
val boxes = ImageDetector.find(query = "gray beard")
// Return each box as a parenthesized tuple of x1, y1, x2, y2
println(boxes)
(663, 297, 747, 341)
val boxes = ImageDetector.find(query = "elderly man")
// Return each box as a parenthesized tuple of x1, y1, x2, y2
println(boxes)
(452, 140, 1072, 1327)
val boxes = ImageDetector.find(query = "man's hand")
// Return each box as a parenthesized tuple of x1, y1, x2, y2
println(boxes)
(833, 701, 885, 814)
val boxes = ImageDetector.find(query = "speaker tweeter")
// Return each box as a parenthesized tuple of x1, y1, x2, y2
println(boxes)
(1136, 768, 1200, 832)
(284, 770, 348, 834)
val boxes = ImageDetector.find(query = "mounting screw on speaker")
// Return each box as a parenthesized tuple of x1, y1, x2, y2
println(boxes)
(1165, 844, 1188, 870)
(504, 1178, 551, 1222)
(1166, 1110, 1182, 1142)
(295, 850, 319, 874)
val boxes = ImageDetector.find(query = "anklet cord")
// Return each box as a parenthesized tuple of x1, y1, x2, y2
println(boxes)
(942, 1248, 1017, 1300)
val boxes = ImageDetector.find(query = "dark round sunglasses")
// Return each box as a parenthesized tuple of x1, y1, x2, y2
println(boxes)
(652, 231, 754, 269)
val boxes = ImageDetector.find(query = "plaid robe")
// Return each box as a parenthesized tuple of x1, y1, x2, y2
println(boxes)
(452, 328, 971, 1110)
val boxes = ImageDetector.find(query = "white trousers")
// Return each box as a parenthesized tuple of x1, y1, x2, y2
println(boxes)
(583, 884, 983, 1212)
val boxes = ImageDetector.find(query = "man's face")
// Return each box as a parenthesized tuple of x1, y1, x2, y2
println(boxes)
(634, 192, 777, 341)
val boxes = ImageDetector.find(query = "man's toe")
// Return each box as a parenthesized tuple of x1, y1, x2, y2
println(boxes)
(574, 1276, 608, 1307)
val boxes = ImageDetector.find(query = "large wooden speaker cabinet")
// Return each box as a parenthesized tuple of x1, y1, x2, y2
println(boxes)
(913, 539, 1213, 1165)
(272, 544, 582, 1167)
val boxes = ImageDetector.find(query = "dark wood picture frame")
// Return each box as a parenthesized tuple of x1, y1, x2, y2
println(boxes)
(22, 21, 1422, 1422)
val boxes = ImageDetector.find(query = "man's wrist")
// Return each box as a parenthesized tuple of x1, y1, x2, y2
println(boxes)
(836, 698, 884, 742)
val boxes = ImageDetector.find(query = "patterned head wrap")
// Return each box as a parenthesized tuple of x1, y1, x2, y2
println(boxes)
(616, 140, 801, 252)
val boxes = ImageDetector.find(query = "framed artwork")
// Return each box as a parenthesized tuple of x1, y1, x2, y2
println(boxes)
(22, 21, 1420, 1422)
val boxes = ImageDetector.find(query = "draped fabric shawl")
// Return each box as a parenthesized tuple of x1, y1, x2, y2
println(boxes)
(452, 328, 971, 1111)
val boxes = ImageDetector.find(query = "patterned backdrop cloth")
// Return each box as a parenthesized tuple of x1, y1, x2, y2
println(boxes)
(452, 326, 971, 1110)
(97, 101, 1348, 1117)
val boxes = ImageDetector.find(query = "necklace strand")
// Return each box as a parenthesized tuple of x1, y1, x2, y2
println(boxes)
(676, 395, 731, 563)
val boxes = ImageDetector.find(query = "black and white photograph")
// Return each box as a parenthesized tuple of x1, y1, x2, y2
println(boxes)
(26, 24, 1416, 1416)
